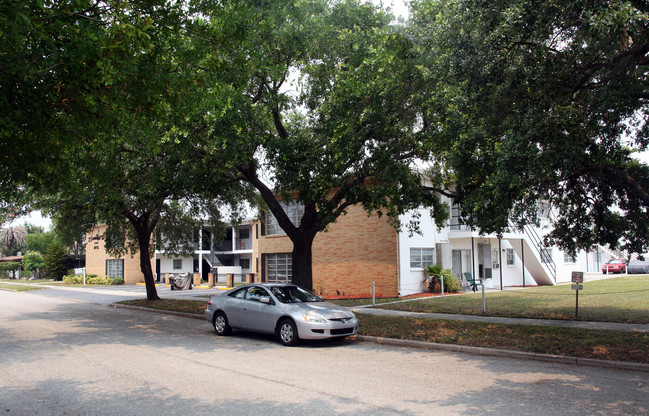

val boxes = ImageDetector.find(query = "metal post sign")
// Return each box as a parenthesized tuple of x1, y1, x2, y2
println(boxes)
(571, 271, 584, 317)
(571, 271, 584, 284)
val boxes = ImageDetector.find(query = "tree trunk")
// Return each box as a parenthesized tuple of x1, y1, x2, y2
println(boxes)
(291, 233, 315, 291)
(134, 225, 160, 301)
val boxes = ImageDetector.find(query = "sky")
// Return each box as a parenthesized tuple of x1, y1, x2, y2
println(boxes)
(377, 0, 409, 19)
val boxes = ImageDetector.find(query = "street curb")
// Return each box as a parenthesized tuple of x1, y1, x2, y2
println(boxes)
(111, 303, 649, 373)
(350, 335, 649, 373)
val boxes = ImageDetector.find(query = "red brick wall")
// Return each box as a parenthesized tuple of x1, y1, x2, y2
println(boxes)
(85, 225, 147, 285)
(258, 205, 399, 298)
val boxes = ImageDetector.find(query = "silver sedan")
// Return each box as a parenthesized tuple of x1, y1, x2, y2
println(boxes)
(205, 283, 358, 346)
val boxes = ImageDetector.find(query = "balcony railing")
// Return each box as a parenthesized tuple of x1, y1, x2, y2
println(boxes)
(212, 239, 252, 252)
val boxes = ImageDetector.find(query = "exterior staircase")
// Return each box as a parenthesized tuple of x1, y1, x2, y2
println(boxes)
(505, 223, 556, 286)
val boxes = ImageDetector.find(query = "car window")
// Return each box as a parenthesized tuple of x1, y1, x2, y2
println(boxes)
(270, 286, 322, 303)
(228, 288, 247, 299)
(245, 286, 271, 303)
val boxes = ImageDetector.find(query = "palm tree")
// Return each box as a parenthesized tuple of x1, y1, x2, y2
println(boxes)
(0, 226, 28, 255)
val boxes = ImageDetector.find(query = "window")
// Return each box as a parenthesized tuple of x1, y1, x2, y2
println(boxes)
(451, 249, 472, 279)
(450, 203, 469, 231)
(245, 286, 271, 302)
(410, 248, 434, 269)
(267, 253, 291, 283)
(540, 247, 553, 264)
(173, 259, 182, 270)
(228, 287, 247, 299)
(506, 249, 515, 266)
(106, 259, 124, 278)
(537, 201, 552, 219)
(266, 201, 305, 235)
(238, 228, 250, 239)
(270, 286, 321, 303)
(564, 252, 576, 263)
(239, 258, 250, 269)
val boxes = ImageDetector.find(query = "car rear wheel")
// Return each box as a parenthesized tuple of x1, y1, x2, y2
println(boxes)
(278, 319, 299, 346)
(213, 312, 231, 336)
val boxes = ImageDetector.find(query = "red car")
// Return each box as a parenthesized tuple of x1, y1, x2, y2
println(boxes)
(602, 259, 628, 274)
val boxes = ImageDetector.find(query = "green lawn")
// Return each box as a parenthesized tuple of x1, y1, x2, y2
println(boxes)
(357, 314, 649, 363)
(0, 282, 46, 291)
(378, 276, 649, 324)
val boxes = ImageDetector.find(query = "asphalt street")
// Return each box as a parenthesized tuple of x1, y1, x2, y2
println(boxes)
(1, 287, 648, 415)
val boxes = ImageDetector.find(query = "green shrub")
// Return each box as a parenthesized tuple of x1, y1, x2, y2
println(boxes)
(44, 242, 68, 281)
(426, 265, 461, 293)
(63, 274, 83, 284)
(86, 275, 112, 285)
(62, 274, 122, 285)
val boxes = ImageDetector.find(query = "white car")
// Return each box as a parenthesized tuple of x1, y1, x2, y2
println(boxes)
(205, 283, 358, 346)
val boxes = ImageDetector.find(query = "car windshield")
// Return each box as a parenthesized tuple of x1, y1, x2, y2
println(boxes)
(270, 286, 322, 304)
(609, 260, 625, 264)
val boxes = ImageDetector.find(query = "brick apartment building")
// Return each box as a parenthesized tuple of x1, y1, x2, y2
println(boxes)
(86, 195, 616, 297)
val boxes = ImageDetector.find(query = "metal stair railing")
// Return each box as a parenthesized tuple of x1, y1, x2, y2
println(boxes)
(204, 252, 222, 269)
(508, 220, 557, 283)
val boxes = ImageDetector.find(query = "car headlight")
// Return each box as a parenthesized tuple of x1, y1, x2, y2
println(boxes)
(302, 311, 328, 323)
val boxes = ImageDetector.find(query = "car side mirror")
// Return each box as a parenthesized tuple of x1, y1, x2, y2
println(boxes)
(259, 297, 272, 305)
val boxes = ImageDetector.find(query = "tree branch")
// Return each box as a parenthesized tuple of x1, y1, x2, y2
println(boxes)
(580, 161, 649, 206)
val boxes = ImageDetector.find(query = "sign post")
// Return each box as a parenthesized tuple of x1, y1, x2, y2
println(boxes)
(571, 272, 584, 318)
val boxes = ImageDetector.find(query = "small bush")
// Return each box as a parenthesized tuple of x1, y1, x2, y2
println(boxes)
(63, 275, 83, 284)
(86, 275, 112, 285)
(426, 265, 461, 293)
(62, 274, 123, 285)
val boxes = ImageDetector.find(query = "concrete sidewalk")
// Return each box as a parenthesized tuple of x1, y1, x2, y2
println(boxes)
(351, 306, 649, 333)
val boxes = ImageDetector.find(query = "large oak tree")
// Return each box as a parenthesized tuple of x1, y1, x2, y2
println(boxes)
(411, 0, 649, 255)
(194, 0, 448, 290)
(28, 1, 256, 300)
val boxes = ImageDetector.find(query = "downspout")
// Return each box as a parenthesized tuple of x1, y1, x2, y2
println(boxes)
(396, 230, 401, 297)
(471, 237, 476, 280)
(499, 238, 503, 290)
(521, 239, 525, 288)
(198, 227, 203, 276)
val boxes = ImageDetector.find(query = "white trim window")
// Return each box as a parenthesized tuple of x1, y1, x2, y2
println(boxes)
(410, 248, 434, 269)
(266, 201, 305, 236)
(106, 259, 124, 278)
(541, 248, 553, 264)
(563, 252, 576, 263)
(506, 249, 515, 266)
(267, 253, 292, 283)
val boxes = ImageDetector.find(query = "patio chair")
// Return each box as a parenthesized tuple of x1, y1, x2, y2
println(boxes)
(463, 272, 482, 292)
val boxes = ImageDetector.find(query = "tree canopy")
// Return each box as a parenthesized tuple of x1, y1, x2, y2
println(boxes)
(6, 0, 649, 295)
(35, 0, 259, 299)
(192, 0, 447, 289)
(1, 0, 166, 206)
(411, 0, 649, 254)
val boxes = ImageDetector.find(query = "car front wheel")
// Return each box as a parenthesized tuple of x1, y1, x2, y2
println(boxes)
(213, 312, 231, 336)
(277, 319, 299, 346)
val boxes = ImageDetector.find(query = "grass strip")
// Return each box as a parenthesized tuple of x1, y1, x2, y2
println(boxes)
(358, 314, 649, 364)
(0, 283, 45, 292)
(118, 298, 207, 315)
(379, 276, 649, 324)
